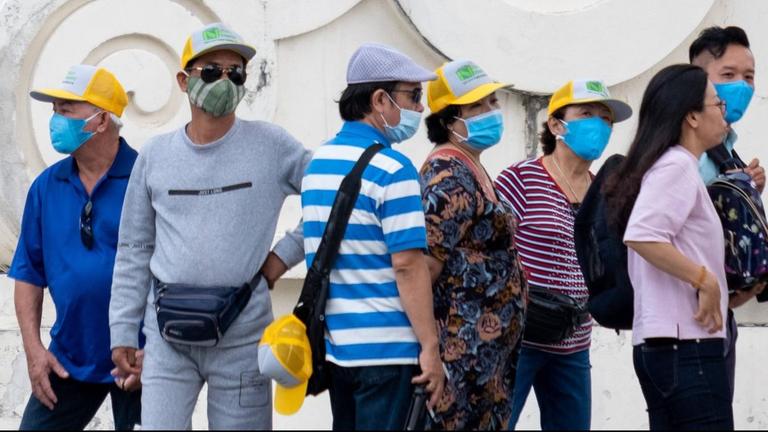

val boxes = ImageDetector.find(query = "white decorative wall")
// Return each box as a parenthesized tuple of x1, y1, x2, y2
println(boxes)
(1, 0, 767, 429)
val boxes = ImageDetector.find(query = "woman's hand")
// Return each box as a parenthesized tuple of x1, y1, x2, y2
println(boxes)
(694, 270, 723, 333)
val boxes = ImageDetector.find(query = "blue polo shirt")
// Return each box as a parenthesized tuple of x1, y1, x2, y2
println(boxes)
(9, 138, 142, 384)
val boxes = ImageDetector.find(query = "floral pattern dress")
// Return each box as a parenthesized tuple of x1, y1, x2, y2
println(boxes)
(420, 153, 527, 430)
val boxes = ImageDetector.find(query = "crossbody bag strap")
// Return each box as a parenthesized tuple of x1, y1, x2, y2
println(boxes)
(294, 142, 385, 309)
(246, 144, 384, 295)
(310, 142, 385, 272)
(426, 146, 499, 203)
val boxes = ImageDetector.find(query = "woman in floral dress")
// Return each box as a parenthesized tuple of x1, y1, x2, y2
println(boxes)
(419, 59, 526, 430)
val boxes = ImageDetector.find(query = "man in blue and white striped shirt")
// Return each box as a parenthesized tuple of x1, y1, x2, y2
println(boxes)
(301, 43, 444, 430)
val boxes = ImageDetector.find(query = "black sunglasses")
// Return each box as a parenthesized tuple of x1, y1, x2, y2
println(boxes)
(391, 87, 423, 104)
(186, 64, 247, 86)
(80, 200, 94, 250)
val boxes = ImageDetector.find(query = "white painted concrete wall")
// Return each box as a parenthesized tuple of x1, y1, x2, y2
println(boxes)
(1, 0, 767, 429)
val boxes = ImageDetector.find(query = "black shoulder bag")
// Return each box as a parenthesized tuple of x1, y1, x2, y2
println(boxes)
(293, 142, 385, 396)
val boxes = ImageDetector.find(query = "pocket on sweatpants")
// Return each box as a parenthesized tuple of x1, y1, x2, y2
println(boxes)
(239, 371, 271, 408)
(641, 344, 678, 397)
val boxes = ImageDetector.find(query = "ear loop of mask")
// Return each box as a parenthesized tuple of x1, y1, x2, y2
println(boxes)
(450, 117, 469, 143)
(555, 118, 569, 142)
(380, 92, 401, 127)
(85, 110, 106, 134)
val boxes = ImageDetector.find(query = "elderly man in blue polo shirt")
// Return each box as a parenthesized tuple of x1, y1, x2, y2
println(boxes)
(9, 65, 142, 430)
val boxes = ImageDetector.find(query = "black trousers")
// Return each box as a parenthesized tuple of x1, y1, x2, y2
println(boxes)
(19, 373, 141, 430)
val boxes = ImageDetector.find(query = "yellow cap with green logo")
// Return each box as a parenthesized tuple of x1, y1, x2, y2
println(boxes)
(180, 22, 256, 69)
(428, 60, 511, 113)
(548, 80, 632, 123)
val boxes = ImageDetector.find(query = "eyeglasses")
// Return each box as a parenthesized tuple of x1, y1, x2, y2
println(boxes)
(390, 87, 423, 104)
(185, 64, 247, 86)
(80, 200, 94, 250)
(705, 100, 727, 116)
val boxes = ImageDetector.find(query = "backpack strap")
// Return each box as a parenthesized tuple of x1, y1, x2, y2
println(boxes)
(425, 146, 499, 203)
(707, 142, 746, 174)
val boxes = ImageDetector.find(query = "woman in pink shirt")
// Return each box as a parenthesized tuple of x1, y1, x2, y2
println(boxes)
(603, 64, 731, 430)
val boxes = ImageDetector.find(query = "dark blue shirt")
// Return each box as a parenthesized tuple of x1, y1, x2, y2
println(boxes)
(9, 138, 142, 383)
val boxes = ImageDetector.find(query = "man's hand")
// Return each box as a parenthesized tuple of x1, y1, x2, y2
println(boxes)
(26, 346, 69, 410)
(112, 346, 141, 380)
(729, 282, 766, 309)
(111, 349, 143, 392)
(411, 344, 446, 409)
(745, 158, 766, 193)
(260, 252, 288, 290)
(694, 270, 723, 334)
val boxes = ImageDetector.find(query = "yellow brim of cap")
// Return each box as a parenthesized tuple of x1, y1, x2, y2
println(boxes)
(29, 88, 87, 103)
(451, 82, 510, 107)
(275, 380, 309, 415)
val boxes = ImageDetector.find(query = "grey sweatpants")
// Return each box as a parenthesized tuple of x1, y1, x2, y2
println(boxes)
(140, 328, 272, 430)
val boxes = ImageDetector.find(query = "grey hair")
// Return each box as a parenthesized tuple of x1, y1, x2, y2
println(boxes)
(110, 113, 123, 131)
(86, 102, 123, 130)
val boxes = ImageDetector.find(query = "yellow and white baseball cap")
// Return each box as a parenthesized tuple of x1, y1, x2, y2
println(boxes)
(180, 22, 256, 69)
(258, 314, 312, 415)
(428, 60, 510, 113)
(30, 65, 128, 117)
(548, 80, 632, 123)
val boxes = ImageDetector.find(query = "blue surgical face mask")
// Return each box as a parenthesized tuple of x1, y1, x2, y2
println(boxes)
(452, 109, 504, 151)
(557, 117, 612, 161)
(714, 80, 754, 124)
(380, 94, 422, 143)
(49, 111, 103, 154)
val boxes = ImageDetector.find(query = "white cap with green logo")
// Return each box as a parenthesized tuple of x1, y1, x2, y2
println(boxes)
(180, 22, 256, 69)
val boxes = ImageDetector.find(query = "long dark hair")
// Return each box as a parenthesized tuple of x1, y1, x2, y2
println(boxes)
(603, 64, 708, 233)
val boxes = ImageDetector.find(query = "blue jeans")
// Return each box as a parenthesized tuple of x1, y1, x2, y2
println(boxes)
(19, 373, 141, 430)
(328, 363, 417, 430)
(508, 347, 591, 430)
(633, 339, 733, 430)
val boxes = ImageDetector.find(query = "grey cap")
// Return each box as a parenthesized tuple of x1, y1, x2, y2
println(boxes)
(346, 43, 437, 84)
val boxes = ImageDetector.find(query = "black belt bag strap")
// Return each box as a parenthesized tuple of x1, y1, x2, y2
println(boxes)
(523, 286, 589, 345)
(154, 272, 262, 347)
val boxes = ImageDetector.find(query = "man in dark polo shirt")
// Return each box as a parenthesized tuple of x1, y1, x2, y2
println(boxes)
(9, 64, 142, 430)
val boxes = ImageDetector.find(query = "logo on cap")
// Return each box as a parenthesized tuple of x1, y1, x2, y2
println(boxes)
(585, 81, 609, 97)
(202, 26, 237, 43)
(63, 70, 78, 86)
(203, 27, 221, 41)
(456, 64, 484, 81)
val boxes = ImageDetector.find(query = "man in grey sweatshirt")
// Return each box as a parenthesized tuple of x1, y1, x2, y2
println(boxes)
(109, 23, 311, 429)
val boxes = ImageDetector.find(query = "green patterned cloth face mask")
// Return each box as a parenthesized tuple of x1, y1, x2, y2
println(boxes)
(187, 76, 246, 117)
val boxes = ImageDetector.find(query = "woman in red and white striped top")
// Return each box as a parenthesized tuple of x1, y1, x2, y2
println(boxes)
(495, 79, 633, 430)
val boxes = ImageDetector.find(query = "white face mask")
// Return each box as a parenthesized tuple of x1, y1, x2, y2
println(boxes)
(380, 93, 422, 143)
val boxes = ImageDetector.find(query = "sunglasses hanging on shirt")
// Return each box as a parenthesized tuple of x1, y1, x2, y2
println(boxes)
(79, 200, 94, 250)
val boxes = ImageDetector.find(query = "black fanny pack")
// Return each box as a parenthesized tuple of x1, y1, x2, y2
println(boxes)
(154, 273, 261, 347)
(523, 286, 590, 345)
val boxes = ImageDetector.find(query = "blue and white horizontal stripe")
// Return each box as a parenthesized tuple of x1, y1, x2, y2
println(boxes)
(301, 122, 427, 367)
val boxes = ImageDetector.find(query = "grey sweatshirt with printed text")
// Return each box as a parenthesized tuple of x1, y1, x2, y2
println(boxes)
(109, 118, 311, 349)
